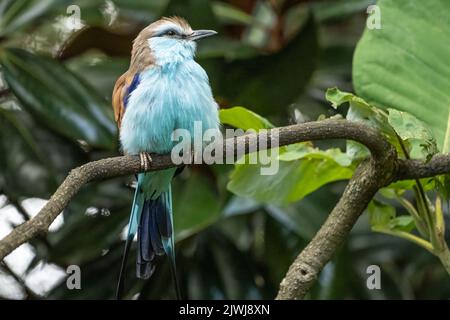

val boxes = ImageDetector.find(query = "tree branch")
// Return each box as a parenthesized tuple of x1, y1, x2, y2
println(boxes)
(275, 120, 398, 299)
(0, 119, 449, 299)
(275, 148, 450, 299)
(275, 141, 450, 299)
(395, 154, 450, 181)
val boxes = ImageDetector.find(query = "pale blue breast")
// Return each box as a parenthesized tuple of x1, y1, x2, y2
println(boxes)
(120, 60, 220, 155)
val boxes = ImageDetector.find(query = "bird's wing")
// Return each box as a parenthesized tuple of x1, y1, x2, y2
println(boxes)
(112, 71, 141, 128)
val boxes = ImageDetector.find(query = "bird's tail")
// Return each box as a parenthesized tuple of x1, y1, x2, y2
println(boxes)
(116, 172, 180, 299)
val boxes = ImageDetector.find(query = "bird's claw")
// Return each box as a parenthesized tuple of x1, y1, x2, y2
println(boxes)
(139, 152, 152, 171)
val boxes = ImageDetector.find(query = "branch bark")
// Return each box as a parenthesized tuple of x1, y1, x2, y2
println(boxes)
(276, 159, 393, 299)
(275, 120, 398, 299)
(0, 119, 449, 299)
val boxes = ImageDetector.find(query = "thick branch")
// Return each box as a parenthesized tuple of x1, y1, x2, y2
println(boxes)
(276, 158, 394, 299)
(275, 120, 398, 299)
(0, 119, 449, 300)
(275, 144, 450, 299)
(0, 119, 388, 261)
(395, 154, 450, 181)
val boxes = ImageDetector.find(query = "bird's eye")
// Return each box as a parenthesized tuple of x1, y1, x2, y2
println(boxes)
(167, 30, 176, 36)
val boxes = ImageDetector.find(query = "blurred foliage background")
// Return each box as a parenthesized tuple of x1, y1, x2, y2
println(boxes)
(0, 0, 449, 299)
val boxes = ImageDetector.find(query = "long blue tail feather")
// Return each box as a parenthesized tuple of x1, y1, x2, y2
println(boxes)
(117, 174, 181, 299)
(116, 174, 145, 299)
(161, 187, 181, 299)
(116, 235, 133, 300)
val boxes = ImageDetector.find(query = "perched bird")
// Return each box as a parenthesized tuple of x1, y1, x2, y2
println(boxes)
(112, 16, 219, 299)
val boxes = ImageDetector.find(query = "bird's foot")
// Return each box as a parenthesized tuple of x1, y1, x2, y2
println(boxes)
(139, 152, 153, 171)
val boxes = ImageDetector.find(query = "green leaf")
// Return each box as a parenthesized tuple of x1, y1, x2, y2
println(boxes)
(241, 1, 277, 48)
(0, 107, 83, 198)
(48, 203, 128, 265)
(211, 1, 253, 26)
(210, 13, 318, 115)
(435, 175, 450, 202)
(388, 216, 415, 233)
(326, 87, 369, 110)
(0, 108, 55, 197)
(46, 179, 133, 265)
(368, 200, 416, 233)
(197, 37, 259, 60)
(312, 0, 375, 23)
(173, 171, 222, 241)
(113, 0, 170, 23)
(264, 186, 336, 240)
(113, 0, 169, 12)
(378, 187, 401, 199)
(353, 0, 450, 152)
(368, 200, 396, 228)
(66, 55, 130, 100)
(326, 88, 393, 136)
(227, 144, 354, 205)
(279, 144, 352, 167)
(219, 106, 274, 130)
(387, 109, 438, 160)
(165, 0, 218, 29)
(0, 0, 60, 36)
(283, 4, 310, 40)
(47, 243, 128, 299)
(326, 88, 438, 161)
(383, 178, 435, 194)
(1, 48, 117, 149)
(326, 87, 398, 159)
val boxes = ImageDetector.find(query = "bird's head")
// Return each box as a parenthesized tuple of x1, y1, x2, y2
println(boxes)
(132, 16, 217, 67)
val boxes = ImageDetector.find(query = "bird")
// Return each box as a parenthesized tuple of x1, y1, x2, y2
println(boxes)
(112, 16, 220, 299)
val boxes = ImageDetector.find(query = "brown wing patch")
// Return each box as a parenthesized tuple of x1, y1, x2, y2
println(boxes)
(112, 72, 132, 129)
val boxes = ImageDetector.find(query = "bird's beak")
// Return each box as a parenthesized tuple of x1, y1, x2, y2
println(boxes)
(188, 30, 218, 41)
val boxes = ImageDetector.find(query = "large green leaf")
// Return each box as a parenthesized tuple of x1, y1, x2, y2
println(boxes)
(113, 0, 170, 23)
(173, 171, 222, 241)
(0, 0, 60, 36)
(66, 54, 130, 100)
(1, 48, 117, 149)
(197, 36, 259, 60)
(165, 0, 218, 29)
(0, 108, 57, 197)
(222, 106, 353, 205)
(387, 109, 438, 159)
(47, 205, 128, 265)
(368, 200, 395, 228)
(326, 87, 398, 159)
(42, 177, 132, 265)
(211, 1, 253, 26)
(326, 88, 438, 160)
(353, 0, 450, 152)
(227, 143, 353, 205)
(202, 13, 318, 116)
(368, 200, 415, 233)
(0, 107, 83, 198)
(312, 0, 375, 22)
(220, 106, 274, 130)
(47, 243, 130, 299)
(264, 186, 335, 240)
